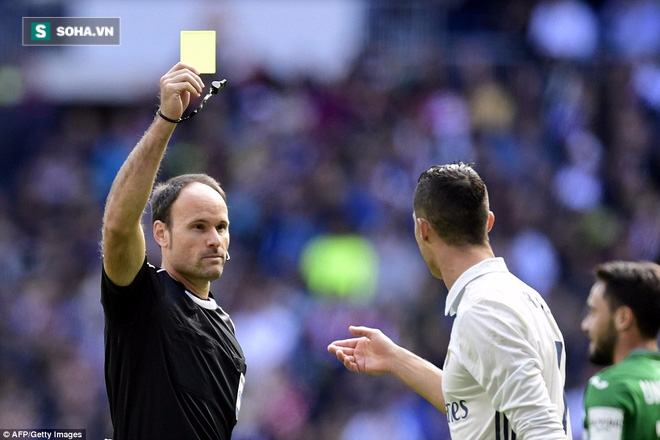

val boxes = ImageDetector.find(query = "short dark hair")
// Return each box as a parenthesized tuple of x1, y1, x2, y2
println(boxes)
(595, 261, 660, 339)
(413, 162, 489, 247)
(151, 174, 226, 226)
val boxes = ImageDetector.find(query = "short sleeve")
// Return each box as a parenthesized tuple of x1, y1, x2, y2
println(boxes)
(583, 377, 630, 440)
(584, 374, 633, 415)
(101, 256, 156, 322)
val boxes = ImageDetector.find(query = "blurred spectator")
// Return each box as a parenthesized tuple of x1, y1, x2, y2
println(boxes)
(528, 0, 600, 60)
(552, 129, 604, 212)
(506, 228, 561, 297)
(601, 0, 660, 60)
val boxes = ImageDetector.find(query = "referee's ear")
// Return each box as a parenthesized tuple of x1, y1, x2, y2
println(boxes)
(153, 220, 168, 249)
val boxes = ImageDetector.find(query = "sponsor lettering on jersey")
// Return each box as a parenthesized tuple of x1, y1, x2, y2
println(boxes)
(445, 400, 469, 423)
(639, 379, 660, 404)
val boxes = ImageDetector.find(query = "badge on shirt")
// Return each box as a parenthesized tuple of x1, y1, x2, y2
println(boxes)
(587, 406, 623, 440)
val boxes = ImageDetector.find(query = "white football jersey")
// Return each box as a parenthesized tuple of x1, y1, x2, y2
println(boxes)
(442, 258, 571, 439)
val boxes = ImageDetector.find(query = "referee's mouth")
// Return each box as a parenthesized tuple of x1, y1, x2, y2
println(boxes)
(202, 254, 225, 262)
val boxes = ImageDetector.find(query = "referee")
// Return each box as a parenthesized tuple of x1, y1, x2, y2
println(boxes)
(101, 63, 246, 440)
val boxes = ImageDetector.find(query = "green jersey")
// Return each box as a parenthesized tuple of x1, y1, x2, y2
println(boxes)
(584, 350, 660, 440)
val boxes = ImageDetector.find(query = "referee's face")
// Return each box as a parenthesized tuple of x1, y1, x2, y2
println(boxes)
(159, 182, 230, 285)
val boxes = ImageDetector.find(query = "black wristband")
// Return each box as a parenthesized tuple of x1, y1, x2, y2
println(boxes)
(157, 108, 181, 124)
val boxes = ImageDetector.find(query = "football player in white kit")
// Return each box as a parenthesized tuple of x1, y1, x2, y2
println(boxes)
(328, 163, 571, 439)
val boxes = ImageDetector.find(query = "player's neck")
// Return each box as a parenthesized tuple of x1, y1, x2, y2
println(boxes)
(614, 335, 659, 364)
(438, 243, 495, 291)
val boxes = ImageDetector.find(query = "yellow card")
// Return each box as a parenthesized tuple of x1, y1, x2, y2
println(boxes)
(180, 30, 216, 74)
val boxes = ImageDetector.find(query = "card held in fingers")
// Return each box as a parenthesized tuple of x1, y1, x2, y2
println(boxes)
(180, 30, 216, 74)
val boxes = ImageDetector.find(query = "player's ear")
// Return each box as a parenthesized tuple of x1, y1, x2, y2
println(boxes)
(614, 306, 633, 332)
(486, 211, 495, 233)
(417, 217, 433, 242)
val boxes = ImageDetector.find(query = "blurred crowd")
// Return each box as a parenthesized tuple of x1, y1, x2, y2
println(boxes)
(2, 1, 660, 439)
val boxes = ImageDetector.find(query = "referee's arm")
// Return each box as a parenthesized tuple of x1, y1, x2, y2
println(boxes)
(102, 63, 203, 286)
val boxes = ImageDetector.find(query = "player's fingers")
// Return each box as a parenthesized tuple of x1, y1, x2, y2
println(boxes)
(335, 348, 349, 362)
(328, 342, 353, 355)
(336, 349, 358, 371)
(348, 325, 378, 338)
(328, 339, 358, 351)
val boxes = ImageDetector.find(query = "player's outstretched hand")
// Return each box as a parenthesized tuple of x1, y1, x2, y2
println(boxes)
(327, 326, 398, 375)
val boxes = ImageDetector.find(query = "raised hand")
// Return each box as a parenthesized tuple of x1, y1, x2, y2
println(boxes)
(158, 62, 204, 121)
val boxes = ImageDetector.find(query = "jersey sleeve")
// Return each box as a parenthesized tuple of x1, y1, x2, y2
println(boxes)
(101, 256, 157, 322)
(583, 375, 629, 440)
(456, 298, 567, 438)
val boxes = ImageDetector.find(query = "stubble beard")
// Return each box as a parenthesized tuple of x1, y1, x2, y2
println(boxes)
(589, 323, 617, 366)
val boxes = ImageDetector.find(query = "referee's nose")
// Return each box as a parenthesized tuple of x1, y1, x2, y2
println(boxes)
(206, 227, 223, 249)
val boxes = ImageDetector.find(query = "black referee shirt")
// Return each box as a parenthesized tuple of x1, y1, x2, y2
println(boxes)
(101, 259, 246, 440)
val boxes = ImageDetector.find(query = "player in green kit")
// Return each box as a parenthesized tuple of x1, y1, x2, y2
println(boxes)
(582, 260, 660, 439)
